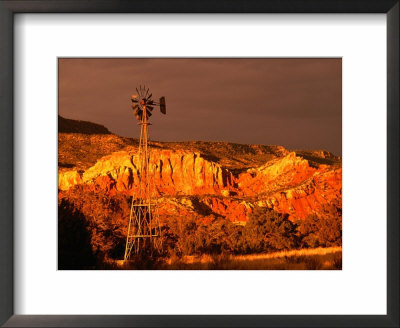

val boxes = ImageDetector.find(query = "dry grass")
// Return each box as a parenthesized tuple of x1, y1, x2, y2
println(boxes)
(162, 252, 342, 270)
(231, 246, 342, 262)
(161, 247, 342, 270)
(110, 247, 342, 270)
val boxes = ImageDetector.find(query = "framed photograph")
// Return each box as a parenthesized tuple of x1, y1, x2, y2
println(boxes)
(0, 1, 398, 327)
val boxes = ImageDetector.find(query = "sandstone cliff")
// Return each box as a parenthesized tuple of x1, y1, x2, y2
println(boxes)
(59, 133, 341, 222)
(59, 148, 234, 195)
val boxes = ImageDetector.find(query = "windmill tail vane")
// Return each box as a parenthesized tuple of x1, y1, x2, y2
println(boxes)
(124, 85, 166, 261)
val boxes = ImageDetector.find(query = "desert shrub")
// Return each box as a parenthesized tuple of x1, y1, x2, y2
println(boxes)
(165, 215, 243, 256)
(220, 222, 243, 254)
(161, 207, 300, 256)
(199, 218, 243, 254)
(299, 213, 342, 248)
(164, 215, 204, 256)
(58, 199, 97, 269)
(239, 207, 299, 253)
(59, 186, 131, 261)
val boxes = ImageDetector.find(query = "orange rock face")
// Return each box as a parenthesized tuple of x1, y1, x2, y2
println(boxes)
(59, 149, 342, 222)
(237, 152, 317, 196)
(59, 149, 235, 196)
(58, 171, 82, 190)
(255, 168, 342, 220)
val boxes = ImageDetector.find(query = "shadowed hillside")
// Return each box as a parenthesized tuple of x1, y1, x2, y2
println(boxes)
(59, 135, 341, 173)
(59, 115, 111, 135)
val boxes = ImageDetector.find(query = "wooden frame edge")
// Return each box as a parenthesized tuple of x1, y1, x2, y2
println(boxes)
(0, 1, 398, 327)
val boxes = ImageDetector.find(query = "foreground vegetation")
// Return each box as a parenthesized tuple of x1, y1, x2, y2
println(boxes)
(109, 247, 342, 270)
(58, 187, 341, 270)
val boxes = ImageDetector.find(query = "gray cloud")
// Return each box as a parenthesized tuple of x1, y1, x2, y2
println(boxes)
(59, 58, 342, 155)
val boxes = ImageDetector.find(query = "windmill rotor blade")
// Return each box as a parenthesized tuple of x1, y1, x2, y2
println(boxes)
(131, 86, 166, 121)
(134, 108, 142, 118)
(135, 109, 143, 120)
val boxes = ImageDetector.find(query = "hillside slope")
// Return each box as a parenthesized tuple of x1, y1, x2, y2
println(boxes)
(59, 115, 111, 135)
(58, 120, 341, 223)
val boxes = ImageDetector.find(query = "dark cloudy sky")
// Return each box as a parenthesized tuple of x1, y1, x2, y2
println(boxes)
(58, 58, 342, 155)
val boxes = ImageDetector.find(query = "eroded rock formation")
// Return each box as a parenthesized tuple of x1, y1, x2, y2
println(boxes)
(59, 146, 341, 222)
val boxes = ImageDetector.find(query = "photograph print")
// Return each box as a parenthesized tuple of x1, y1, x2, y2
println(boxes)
(58, 58, 342, 270)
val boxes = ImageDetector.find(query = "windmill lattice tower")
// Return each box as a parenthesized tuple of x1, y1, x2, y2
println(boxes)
(124, 86, 166, 260)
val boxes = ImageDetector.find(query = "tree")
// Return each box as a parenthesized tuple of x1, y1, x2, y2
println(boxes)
(240, 207, 298, 253)
(299, 214, 342, 248)
(58, 199, 97, 269)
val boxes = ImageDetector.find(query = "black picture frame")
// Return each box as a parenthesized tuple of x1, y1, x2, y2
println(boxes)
(0, 1, 398, 327)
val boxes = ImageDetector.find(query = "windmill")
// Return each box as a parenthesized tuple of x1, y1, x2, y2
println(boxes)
(124, 85, 166, 260)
